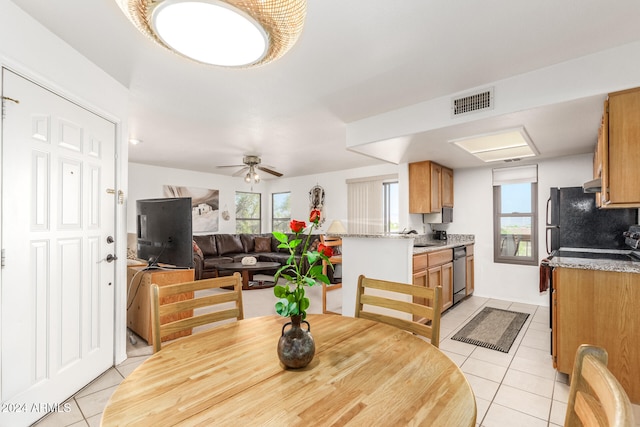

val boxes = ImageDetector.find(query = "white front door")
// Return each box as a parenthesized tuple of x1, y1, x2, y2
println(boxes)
(0, 69, 116, 426)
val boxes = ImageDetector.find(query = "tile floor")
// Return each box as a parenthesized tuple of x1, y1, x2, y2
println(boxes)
(34, 279, 640, 426)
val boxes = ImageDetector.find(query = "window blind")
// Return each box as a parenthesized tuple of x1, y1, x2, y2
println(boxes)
(492, 164, 538, 186)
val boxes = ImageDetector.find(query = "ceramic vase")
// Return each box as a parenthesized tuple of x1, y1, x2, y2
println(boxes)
(277, 314, 315, 368)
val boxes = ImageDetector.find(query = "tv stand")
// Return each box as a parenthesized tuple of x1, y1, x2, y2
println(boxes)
(126, 266, 195, 345)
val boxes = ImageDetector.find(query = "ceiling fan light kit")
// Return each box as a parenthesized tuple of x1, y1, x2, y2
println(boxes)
(115, 0, 307, 67)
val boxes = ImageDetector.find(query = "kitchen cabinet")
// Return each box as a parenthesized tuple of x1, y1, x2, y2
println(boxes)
(595, 87, 640, 208)
(409, 160, 454, 213)
(552, 267, 640, 404)
(465, 244, 474, 296)
(413, 249, 453, 314)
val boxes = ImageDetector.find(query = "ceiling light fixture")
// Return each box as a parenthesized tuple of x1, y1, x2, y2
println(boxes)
(244, 165, 260, 184)
(449, 127, 538, 163)
(116, 0, 306, 67)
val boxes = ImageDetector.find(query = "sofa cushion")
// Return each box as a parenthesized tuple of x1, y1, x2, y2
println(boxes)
(254, 236, 271, 252)
(216, 234, 244, 255)
(240, 234, 256, 253)
(203, 257, 234, 269)
(193, 235, 217, 257)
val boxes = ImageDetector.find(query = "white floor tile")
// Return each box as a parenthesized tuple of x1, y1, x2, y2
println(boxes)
(502, 369, 554, 398)
(481, 403, 548, 427)
(493, 384, 551, 420)
(465, 373, 500, 401)
(75, 385, 119, 419)
(475, 397, 491, 424)
(439, 337, 478, 356)
(32, 399, 84, 427)
(469, 346, 514, 368)
(550, 400, 568, 425)
(461, 357, 508, 383)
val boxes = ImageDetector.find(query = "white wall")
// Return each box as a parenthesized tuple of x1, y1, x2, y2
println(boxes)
(129, 161, 403, 234)
(130, 153, 596, 307)
(0, 0, 130, 362)
(447, 153, 594, 306)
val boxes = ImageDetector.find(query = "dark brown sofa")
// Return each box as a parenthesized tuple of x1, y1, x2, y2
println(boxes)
(192, 233, 331, 281)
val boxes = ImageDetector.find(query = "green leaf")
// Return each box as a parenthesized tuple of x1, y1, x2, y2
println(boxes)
(274, 285, 288, 298)
(299, 297, 310, 312)
(315, 274, 330, 285)
(309, 264, 323, 276)
(273, 232, 288, 243)
(306, 251, 320, 265)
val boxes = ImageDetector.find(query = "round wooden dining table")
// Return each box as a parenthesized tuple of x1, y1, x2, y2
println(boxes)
(101, 314, 476, 426)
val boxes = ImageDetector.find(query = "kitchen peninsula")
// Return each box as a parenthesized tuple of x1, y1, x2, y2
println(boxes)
(547, 254, 640, 404)
(341, 233, 474, 317)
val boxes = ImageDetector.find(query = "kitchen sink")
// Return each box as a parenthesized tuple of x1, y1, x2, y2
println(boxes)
(413, 243, 439, 247)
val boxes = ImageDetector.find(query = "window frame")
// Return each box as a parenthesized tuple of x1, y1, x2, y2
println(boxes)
(235, 191, 261, 234)
(383, 180, 399, 234)
(493, 182, 538, 266)
(271, 191, 291, 233)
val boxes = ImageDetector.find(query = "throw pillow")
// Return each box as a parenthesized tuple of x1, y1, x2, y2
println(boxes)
(254, 236, 271, 253)
(308, 237, 320, 252)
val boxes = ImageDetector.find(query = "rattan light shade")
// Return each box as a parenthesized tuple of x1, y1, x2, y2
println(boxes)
(116, 0, 306, 67)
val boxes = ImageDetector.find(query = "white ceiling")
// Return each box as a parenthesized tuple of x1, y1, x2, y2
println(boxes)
(10, 0, 640, 179)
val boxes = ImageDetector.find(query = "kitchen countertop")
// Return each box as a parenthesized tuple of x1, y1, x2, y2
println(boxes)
(547, 248, 640, 274)
(412, 235, 475, 254)
(338, 233, 475, 254)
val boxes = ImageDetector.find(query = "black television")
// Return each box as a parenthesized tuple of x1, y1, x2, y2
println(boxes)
(136, 197, 193, 269)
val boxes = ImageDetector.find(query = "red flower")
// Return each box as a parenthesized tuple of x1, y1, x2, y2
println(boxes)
(309, 209, 321, 224)
(318, 243, 333, 258)
(289, 219, 306, 233)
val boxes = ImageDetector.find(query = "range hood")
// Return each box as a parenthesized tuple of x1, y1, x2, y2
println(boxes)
(582, 178, 602, 193)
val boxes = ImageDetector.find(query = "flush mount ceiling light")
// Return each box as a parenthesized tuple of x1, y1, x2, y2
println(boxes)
(449, 127, 538, 163)
(116, 0, 306, 67)
(244, 165, 260, 184)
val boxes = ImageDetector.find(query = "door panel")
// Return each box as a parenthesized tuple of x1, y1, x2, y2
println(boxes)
(1, 69, 116, 426)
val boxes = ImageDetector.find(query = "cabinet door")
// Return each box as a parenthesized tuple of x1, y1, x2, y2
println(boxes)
(430, 163, 442, 212)
(441, 262, 453, 311)
(441, 167, 454, 208)
(408, 161, 432, 213)
(412, 269, 428, 321)
(465, 255, 474, 295)
(606, 88, 640, 206)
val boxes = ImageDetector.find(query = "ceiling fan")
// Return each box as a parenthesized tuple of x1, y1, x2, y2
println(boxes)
(216, 155, 283, 183)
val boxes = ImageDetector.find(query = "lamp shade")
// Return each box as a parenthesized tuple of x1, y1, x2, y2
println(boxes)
(326, 220, 347, 235)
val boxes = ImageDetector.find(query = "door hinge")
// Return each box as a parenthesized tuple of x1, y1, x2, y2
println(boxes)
(1, 249, 5, 268)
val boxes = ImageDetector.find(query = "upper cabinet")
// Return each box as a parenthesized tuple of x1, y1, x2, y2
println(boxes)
(596, 87, 640, 208)
(409, 161, 454, 213)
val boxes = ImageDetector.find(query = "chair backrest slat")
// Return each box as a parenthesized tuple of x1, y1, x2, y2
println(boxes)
(355, 274, 442, 347)
(150, 272, 244, 353)
(564, 344, 635, 427)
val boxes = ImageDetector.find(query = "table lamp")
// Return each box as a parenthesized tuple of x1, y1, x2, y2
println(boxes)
(326, 220, 347, 236)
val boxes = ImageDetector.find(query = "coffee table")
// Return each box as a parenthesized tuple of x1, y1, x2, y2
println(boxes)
(217, 261, 280, 290)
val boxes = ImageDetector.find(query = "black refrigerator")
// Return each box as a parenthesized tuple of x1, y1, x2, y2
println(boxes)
(545, 187, 637, 254)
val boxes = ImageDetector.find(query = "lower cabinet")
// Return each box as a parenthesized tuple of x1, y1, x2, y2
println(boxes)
(465, 244, 474, 296)
(413, 249, 453, 314)
(552, 267, 640, 404)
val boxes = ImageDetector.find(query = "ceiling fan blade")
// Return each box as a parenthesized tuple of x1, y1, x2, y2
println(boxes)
(257, 166, 283, 177)
(216, 164, 246, 169)
(232, 166, 250, 177)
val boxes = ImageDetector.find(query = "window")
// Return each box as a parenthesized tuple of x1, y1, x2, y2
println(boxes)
(347, 174, 398, 234)
(383, 181, 399, 233)
(493, 165, 538, 265)
(272, 192, 291, 232)
(236, 192, 261, 233)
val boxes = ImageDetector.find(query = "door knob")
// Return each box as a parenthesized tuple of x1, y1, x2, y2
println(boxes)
(107, 236, 114, 244)
(105, 254, 117, 263)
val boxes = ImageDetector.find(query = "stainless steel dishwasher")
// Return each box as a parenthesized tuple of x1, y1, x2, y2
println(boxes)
(452, 246, 466, 306)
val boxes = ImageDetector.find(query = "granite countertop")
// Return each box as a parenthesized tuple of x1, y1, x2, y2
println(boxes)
(547, 253, 640, 274)
(411, 234, 475, 254)
(338, 233, 475, 254)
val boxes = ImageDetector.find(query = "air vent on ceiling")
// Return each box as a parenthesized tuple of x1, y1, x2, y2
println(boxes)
(451, 87, 494, 117)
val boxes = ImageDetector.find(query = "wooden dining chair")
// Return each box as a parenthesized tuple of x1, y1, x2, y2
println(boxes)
(320, 235, 342, 314)
(564, 344, 635, 427)
(355, 275, 442, 347)
(149, 272, 244, 353)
